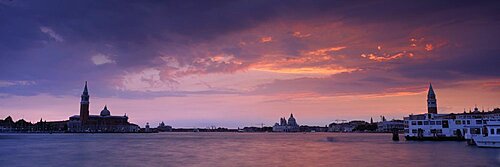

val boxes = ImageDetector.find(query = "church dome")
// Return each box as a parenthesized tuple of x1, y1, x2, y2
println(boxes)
(100, 105, 111, 116)
(288, 113, 298, 126)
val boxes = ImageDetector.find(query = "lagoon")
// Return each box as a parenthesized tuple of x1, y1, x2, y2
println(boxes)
(0, 133, 498, 167)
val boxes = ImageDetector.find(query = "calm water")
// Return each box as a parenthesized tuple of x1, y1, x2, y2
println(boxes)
(0, 133, 499, 167)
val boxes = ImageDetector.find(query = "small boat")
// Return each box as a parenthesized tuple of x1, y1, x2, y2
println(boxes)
(471, 121, 500, 148)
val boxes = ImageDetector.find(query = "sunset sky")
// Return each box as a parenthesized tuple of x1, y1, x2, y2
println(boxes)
(1, 0, 499, 128)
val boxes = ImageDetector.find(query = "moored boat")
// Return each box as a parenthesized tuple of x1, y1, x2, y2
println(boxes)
(471, 121, 500, 148)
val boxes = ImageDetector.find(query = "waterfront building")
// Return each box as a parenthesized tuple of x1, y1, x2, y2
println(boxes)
(0, 116, 14, 132)
(34, 119, 68, 132)
(0, 117, 33, 132)
(241, 126, 273, 132)
(67, 82, 140, 132)
(404, 83, 500, 140)
(157, 122, 173, 132)
(145, 123, 151, 132)
(328, 120, 369, 132)
(0, 116, 68, 132)
(272, 113, 300, 132)
(377, 120, 404, 132)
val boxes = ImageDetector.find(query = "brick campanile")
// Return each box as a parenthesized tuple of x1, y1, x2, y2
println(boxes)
(427, 83, 437, 114)
(80, 81, 90, 126)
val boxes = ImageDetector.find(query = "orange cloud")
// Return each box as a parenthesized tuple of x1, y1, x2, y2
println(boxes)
(425, 44, 434, 51)
(250, 46, 355, 75)
(292, 31, 311, 38)
(260, 36, 273, 43)
(409, 37, 423, 47)
(252, 66, 356, 75)
(208, 54, 243, 65)
(360, 91, 423, 98)
(361, 52, 414, 62)
(361, 36, 447, 62)
(409, 37, 447, 51)
(306, 46, 346, 56)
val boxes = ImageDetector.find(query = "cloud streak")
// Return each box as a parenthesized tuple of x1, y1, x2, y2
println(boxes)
(40, 26, 64, 42)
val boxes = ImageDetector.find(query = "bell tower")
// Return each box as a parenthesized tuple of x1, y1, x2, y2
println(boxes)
(427, 83, 437, 114)
(80, 81, 90, 125)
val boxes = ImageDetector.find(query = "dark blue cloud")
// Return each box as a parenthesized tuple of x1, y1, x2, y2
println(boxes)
(0, 0, 499, 97)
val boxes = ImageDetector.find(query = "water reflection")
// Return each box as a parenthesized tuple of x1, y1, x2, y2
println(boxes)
(0, 133, 498, 167)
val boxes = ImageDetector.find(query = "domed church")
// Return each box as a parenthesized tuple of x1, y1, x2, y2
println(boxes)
(272, 113, 300, 132)
(68, 82, 140, 132)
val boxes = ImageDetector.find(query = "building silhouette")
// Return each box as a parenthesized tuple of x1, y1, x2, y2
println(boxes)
(68, 82, 139, 132)
(272, 113, 300, 132)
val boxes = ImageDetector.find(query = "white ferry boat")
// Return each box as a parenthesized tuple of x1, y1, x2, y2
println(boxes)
(470, 121, 500, 148)
(403, 84, 500, 141)
(464, 123, 485, 145)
